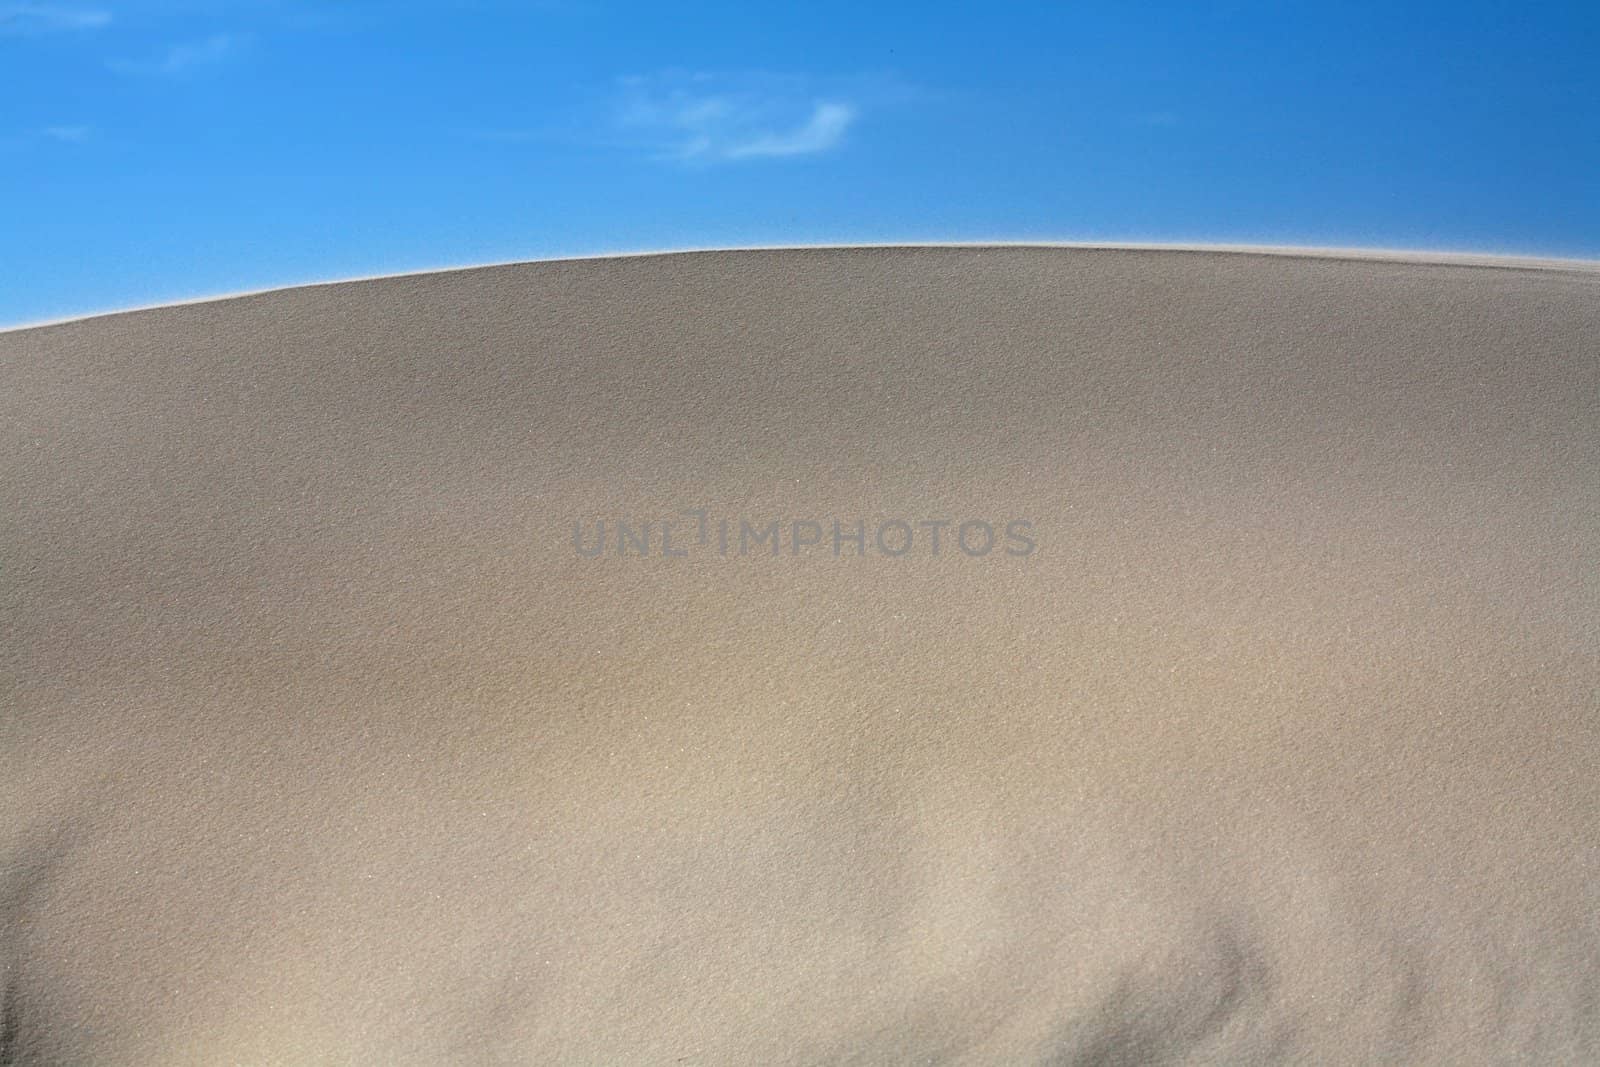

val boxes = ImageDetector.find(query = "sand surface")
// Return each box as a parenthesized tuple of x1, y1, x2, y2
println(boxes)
(2, 247, 1597, 1064)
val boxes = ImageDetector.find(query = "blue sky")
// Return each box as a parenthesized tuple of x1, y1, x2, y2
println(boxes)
(3, 0, 1598, 326)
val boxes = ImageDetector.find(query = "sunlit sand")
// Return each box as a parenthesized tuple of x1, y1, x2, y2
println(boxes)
(4, 246, 1597, 1063)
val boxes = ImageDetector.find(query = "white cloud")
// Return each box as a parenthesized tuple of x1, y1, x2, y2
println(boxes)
(110, 32, 237, 76)
(0, 4, 110, 33)
(612, 72, 860, 164)
(723, 102, 855, 160)
(42, 124, 91, 141)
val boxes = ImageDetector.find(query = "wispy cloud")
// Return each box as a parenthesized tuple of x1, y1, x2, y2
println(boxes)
(612, 71, 862, 164)
(0, 4, 110, 34)
(722, 102, 855, 160)
(42, 124, 91, 142)
(110, 32, 237, 76)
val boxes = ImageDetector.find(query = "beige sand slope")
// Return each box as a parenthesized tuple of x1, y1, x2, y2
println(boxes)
(2, 247, 1597, 1064)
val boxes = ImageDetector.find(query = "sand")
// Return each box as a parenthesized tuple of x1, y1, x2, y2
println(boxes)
(2, 246, 1597, 1064)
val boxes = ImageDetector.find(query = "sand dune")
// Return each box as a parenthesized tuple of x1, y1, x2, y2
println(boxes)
(3, 247, 1597, 1064)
